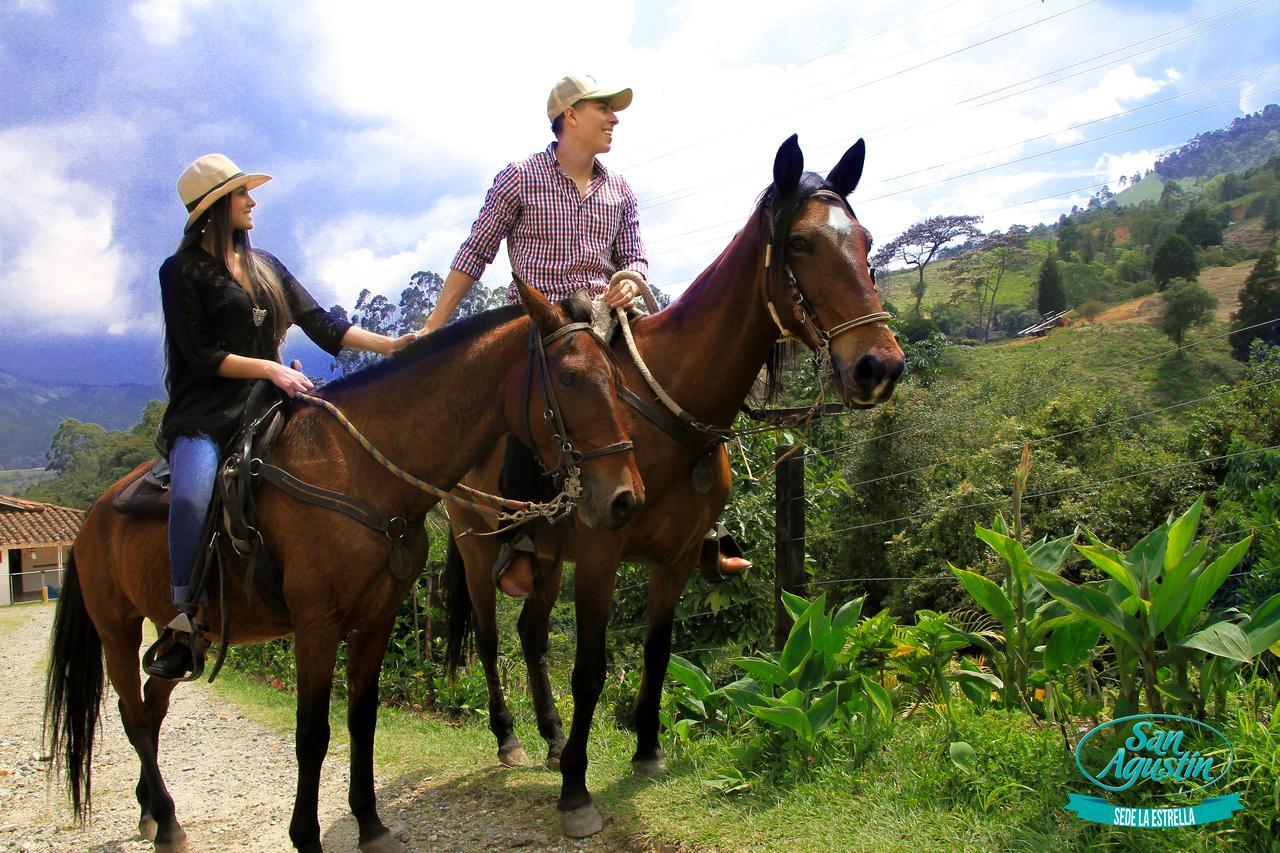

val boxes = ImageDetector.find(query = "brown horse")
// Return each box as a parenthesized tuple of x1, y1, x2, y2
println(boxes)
(444, 135, 905, 836)
(42, 281, 644, 853)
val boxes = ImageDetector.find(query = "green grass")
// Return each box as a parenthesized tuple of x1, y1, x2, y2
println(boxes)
(942, 317, 1244, 414)
(879, 260, 1038, 315)
(0, 468, 51, 495)
(209, 668, 1273, 851)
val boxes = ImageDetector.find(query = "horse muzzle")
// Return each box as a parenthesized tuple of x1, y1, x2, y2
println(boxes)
(833, 351, 905, 407)
(577, 473, 643, 530)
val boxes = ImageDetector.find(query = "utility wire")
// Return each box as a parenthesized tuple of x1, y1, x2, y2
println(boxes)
(801, 441, 1280, 542)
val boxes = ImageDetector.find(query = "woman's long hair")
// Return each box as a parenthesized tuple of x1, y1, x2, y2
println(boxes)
(178, 193, 290, 343)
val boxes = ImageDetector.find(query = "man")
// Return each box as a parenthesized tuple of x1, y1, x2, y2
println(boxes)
(420, 73, 747, 597)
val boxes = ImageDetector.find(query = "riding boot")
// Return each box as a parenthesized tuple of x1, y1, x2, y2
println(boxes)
(144, 605, 199, 680)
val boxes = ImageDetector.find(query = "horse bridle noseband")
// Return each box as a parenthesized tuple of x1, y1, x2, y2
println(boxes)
(761, 188, 892, 367)
(521, 319, 635, 522)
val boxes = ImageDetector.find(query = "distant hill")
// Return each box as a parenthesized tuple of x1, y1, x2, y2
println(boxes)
(1155, 104, 1280, 180)
(0, 371, 162, 468)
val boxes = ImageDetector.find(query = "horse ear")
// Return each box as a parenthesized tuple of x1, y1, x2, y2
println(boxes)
(514, 274, 560, 336)
(773, 134, 803, 198)
(827, 138, 866, 197)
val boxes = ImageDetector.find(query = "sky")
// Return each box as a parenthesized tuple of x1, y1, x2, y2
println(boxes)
(1, 0, 1278, 386)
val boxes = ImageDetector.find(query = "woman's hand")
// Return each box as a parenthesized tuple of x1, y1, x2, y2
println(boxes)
(385, 332, 417, 354)
(265, 361, 314, 398)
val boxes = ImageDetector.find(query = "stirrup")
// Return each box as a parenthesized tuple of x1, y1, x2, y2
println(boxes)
(491, 533, 536, 591)
(699, 523, 749, 584)
(142, 612, 209, 682)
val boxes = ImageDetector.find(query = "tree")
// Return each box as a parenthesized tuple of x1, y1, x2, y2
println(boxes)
(873, 214, 983, 317)
(1158, 279, 1217, 347)
(1036, 256, 1066, 315)
(1229, 249, 1280, 361)
(1220, 172, 1246, 201)
(1055, 215, 1080, 260)
(22, 404, 162, 509)
(1176, 207, 1223, 248)
(944, 226, 1032, 340)
(329, 269, 504, 376)
(1152, 234, 1199, 289)
(1264, 195, 1280, 234)
(1158, 180, 1187, 214)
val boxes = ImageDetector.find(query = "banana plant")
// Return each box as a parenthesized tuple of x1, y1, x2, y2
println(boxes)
(892, 610, 1003, 732)
(949, 516, 1088, 713)
(663, 592, 897, 747)
(1029, 495, 1273, 717)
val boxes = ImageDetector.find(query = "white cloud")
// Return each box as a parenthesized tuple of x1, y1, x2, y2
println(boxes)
(129, 0, 213, 47)
(0, 126, 136, 335)
(1095, 148, 1165, 188)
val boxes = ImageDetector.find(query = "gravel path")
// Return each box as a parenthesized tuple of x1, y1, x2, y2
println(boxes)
(0, 605, 634, 853)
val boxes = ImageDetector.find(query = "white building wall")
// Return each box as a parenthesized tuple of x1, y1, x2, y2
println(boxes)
(0, 549, 9, 606)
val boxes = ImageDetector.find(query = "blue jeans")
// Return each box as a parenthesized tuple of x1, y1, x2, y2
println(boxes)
(168, 432, 220, 605)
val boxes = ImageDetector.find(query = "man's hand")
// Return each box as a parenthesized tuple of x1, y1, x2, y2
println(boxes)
(605, 275, 641, 310)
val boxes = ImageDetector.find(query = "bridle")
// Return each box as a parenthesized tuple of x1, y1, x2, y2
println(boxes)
(760, 188, 892, 374)
(519, 318, 635, 522)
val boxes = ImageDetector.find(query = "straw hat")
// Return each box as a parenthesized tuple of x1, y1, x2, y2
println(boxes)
(178, 154, 272, 232)
(546, 74, 632, 121)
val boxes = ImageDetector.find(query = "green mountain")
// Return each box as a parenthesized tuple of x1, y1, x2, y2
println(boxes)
(1155, 103, 1280, 180)
(0, 370, 162, 468)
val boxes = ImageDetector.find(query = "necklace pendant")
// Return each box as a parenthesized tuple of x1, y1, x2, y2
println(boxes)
(252, 307, 267, 327)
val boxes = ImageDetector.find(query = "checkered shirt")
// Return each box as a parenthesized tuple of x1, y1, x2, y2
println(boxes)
(452, 143, 648, 304)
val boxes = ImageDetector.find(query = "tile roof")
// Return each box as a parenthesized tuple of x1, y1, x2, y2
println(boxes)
(0, 496, 84, 548)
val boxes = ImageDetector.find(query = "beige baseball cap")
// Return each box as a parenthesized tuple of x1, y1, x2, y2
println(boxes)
(546, 74, 633, 121)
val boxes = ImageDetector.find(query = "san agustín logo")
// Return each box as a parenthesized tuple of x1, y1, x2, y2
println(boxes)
(1066, 714, 1243, 828)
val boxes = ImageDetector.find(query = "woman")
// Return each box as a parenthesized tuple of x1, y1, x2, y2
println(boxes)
(147, 154, 414, 679)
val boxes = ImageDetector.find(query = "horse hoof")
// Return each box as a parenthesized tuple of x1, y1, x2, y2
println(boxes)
(155, 829, 190, 853)
(138, 814, 158, 841)
(560, 804, 604, 838)
(358, 824, 410, 852)
(545, 754, 560, 771)
(499, 746, 530, 767)
(632, 756, 667, 777)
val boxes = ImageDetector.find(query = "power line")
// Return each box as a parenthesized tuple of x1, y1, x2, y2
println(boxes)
(802, 441, 1280, 542)
(817, 377, 1280, 492)
(808, 316, 1280, 459)
(302, 0, 1254, 291)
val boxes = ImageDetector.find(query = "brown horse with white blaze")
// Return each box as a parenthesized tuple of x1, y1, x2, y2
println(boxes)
(42, 281, 643, 853)
(444, 135, 904, 836)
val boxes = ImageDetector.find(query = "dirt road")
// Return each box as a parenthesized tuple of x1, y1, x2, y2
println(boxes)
(0, 605, 612, 852)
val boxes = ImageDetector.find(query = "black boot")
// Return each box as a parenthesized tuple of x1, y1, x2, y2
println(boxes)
(143, 606, 201, 680)
(145, 636, 194, 680)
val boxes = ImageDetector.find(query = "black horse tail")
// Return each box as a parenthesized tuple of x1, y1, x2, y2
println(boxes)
(42, 550, 103, 821)
(443, 529, 474, 675)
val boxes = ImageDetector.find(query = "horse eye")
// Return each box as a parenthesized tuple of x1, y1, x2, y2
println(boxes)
(558, 370, 579, 387)
(788, 235, 812, 253)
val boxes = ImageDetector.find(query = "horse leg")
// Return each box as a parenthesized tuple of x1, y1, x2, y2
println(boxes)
(101, 621, 189, 851)
(632, 566, 690, 777)
(134, 673, 180, 841)
(288, 628, 339, 853)
(345, 623, 409, 853)
(557, 543, 621, 838)
(460, 547, 525, 766)
(517, 558, 567, 769)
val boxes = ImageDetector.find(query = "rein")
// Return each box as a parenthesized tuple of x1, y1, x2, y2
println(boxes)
(275, 318, 631, 529)
(614, 186, 892, 450)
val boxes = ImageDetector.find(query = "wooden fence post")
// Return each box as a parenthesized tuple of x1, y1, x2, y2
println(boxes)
(774, 444, 806, 650)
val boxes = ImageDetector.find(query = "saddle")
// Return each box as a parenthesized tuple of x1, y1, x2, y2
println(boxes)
(117, 380, 292, 613)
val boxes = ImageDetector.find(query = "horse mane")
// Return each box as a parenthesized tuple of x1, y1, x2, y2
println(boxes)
(752, 171, 842, 405)
(324, 293, 593, 394)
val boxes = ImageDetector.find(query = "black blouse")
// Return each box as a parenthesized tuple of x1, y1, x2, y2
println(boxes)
(158, 246, 351, 450)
